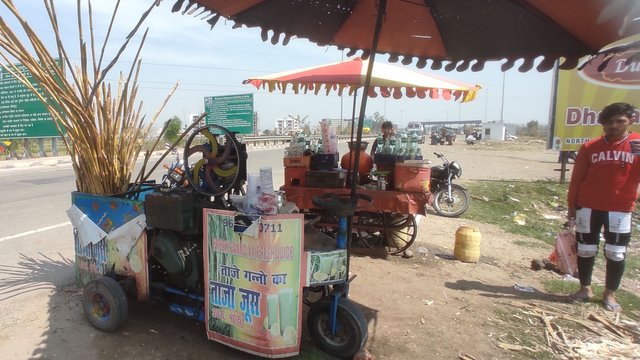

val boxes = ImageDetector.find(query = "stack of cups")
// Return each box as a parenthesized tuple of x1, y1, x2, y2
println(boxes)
(260, 167, 274, 193)
(245, 173, 261, 214)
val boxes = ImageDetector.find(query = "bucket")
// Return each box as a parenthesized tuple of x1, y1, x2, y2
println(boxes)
(454, 226, 481, 263)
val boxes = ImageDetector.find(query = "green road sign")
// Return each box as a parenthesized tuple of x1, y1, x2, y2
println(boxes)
(0, 62, 61, 138)
(204, 94, 254, 134)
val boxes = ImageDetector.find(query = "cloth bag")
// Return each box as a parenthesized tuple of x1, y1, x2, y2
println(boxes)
(551, 228, 578, 277)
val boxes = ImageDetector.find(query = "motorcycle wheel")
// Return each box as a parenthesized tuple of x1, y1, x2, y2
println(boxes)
(432, 184, 470, 217)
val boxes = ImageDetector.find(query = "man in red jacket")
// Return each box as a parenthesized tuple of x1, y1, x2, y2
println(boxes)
(566, 102, 638, 312)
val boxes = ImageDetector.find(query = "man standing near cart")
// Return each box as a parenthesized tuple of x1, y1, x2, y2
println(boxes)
(370, 120, 394, 156)
(566, 102, 639, 313)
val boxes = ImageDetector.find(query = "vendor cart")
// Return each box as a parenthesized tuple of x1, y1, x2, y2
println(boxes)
(282, 186, 429, 255)
(70, 125, 369, 360)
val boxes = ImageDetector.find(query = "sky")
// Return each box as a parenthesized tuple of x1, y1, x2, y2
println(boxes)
(2, 0, 556, 131)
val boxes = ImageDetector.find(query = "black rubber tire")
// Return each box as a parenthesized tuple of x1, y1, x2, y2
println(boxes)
(432, 184, 470, 217)
(82, 276, 128, 332)
(307, 296, 368, 359)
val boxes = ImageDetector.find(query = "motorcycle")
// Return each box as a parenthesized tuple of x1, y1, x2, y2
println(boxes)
(429, 152, 470, 217)
(161, 144, 187, 189)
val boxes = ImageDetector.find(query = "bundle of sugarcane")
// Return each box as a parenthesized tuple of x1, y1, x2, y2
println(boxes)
(0, 0, 177, 195)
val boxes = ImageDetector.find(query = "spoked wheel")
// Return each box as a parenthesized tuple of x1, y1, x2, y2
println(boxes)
(355, 212, 386, 249)
(432, 184, 470, 217)
(385, 213, 417, 254)
(183, 125, 243, 197)
(356, 212, 417, 255)
(82, 276, 128, 332)
(307, 296, 368, 359)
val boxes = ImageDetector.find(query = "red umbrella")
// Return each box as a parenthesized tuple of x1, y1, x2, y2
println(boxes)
(173, 0, 640, 72)
(243, 57, 481, 102)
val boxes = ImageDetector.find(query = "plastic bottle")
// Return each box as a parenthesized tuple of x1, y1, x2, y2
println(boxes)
(389, 136, 397, 156)
(400, 133, 408, 157)
(407, 133, 415, 159)
(414, 147, 423, 160)
(375, 134, 384, 154)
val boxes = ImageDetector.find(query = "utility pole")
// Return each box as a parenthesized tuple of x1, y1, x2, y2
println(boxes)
(500, 71, 506, 123)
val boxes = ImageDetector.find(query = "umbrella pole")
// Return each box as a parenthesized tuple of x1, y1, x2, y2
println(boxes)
(346, 89, 358, 188)
(346, 0, 386, 256)
(350, 89, 358, 143)
(350, 0, 386, 197)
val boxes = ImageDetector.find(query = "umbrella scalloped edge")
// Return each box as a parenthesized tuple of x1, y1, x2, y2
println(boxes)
(249, 79, 479, 103)
(171, 0, 587, 73)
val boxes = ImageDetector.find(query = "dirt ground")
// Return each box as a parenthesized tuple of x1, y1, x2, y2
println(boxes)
(1, 139, 638, 360)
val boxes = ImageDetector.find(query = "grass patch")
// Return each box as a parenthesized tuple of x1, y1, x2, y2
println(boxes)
(513, 239, 546, 248)
(543, 279, 640, 321)
(626, 255, 640, 280)
(463, 180, 568, 245)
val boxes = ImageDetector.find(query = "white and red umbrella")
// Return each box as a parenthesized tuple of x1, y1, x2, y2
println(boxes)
(243, 58, 480, 102)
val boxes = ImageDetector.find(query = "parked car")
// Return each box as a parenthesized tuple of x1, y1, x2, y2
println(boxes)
(408, 129, 425, 144)
(505, 133, 518, 141)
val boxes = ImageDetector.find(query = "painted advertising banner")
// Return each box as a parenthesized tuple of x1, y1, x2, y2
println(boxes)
(69, 192, 149, 302)
(204, 209, 304, 358)
(204, 94, 254, 134)
(552, 40, 640, 151)
(0, 60, 62, 138)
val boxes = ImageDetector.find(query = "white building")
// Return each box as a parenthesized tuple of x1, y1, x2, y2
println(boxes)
(482, 122, 506, 141)
(481, 122, 518, 141)
(276, 117, 301, 135)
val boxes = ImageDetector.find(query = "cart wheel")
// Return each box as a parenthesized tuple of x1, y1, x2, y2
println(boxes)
(356, 212, 417, 255)
(307, 297, 368, 359)
(355, 212, 386, 248)
(385, 213, 417, 255)
(82, 276, 128, 332)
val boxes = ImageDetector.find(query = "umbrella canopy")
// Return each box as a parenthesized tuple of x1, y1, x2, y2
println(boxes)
(243, 58, 481, 102)
(172, 0, 640, 72)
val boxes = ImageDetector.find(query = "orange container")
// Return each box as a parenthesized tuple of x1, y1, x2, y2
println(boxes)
(393, 162, 430, 192)
(284, 167, 307, 187)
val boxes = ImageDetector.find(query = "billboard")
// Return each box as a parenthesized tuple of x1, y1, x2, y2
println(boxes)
(0, 61, 62, 138)
(552, 40, 640, 151)
(204, 94, 254, 135)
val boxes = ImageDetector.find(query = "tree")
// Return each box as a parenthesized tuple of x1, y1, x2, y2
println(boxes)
(371, 111, 388, 133)
(262, 129, 272, 136)
(163, 116, 182, 143)
(524, 120, 539, 136)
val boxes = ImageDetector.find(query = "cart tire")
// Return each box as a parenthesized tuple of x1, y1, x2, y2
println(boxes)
(432, 184, 470, 217)
(307, 296, 368, 359)
(82, 276, 128, 332)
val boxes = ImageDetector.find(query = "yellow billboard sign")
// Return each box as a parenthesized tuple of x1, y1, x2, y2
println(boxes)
(552, 45, 640, 151)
